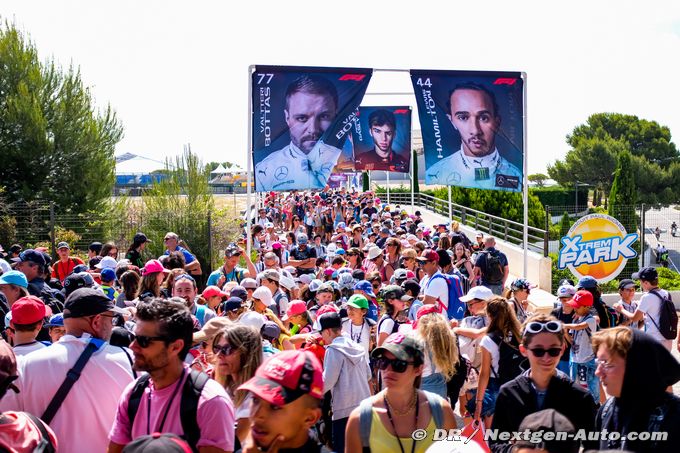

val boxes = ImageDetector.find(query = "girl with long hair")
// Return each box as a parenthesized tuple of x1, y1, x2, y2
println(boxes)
(137, 260, 166, 300)
(470, 296, 522, 427)
(503, 278, 534, 324)
(213, 324, 263, 445)
(376, 286, 407, 347)
(100, 241, 119, 258)
(452, 242, 474, 280)
(381, 238, 401, 283)
(401, 249, 424, 281)
(437, 235, 451, 252)
(345, 247, 364, 271)
(116, 270, 140, 308)
(125, 234, 149, 268)
(414, 307, 460, 398)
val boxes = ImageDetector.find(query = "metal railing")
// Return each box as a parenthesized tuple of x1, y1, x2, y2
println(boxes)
(385, 192, 548, 255)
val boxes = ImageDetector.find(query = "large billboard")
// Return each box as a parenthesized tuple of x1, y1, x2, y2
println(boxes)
(251, 66, 372, 192)
(410, 70, 524, 191)
(352, 106, 411, 173)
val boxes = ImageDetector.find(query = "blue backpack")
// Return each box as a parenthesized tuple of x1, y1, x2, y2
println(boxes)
(427, 273, 466, 320)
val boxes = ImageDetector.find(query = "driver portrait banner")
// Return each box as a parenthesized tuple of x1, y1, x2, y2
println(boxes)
(352, 106, 411, 173)
(410, 70, 524, 191)
(251, 66, 372, 192)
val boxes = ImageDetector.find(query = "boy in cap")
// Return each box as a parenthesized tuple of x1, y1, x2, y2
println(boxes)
(341, 294, 375, 357)
(9, 296, 48, 356)
(46, 313, 66, 343)
(319, 312, 371, 453)
(613, 279, 642, 329)
(551, 284, 576, 375)
(51, 242, 84, 284)
(563, 290, 599, 402)
(239, 350, 324, 453)
(100, 268, 120, 301)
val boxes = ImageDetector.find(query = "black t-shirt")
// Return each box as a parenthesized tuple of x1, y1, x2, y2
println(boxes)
(291, 246, 317, 274)
(551, 305, 574, 361)
(362, 206, 378, 218)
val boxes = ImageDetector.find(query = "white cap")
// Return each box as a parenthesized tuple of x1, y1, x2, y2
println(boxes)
(252, 286, 273, 306)
(556, 284, 576, 298)
(367, 246, 382, 260)
(95, 256, 118, 270)
(459, 286, 494, 302)
(239, 311, 265, 331)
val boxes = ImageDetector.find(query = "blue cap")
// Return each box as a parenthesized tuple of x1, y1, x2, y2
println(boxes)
(18, 249, 46, 267)
(100, 268, 116, 282)
(335, 248, 346, 255)
(632, 266, 658, 281)
(353, 280, 376, 298)
(0, 270, 28, 288)
(577, 276, 598, 289)
(72, 264, 88, 274)
(46, 314, 64, 327)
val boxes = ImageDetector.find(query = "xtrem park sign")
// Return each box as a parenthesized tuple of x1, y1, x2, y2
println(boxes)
(558, 214, 639, 283)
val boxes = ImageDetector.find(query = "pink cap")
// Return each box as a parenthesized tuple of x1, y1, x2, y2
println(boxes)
(141, 259, 169, 276)
(282, 300, 307, 321)
(238, 350, 324, 406)
(202, 285, 227, 299)
(272, 242, 282, 250)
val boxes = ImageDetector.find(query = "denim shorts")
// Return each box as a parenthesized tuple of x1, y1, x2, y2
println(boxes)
(569, 358, 599, 402)
(466, 378, 500, 417)
(421, 372, 447, 398)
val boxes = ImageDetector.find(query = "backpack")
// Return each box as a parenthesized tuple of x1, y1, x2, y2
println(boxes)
(127, 370, 210, 452)
(488, 332, 525, 385)
(648, 289, 679, 340)
(358, 392, 445, 453)
(377, 315, 400, 336)
(482, 250, 504, 283)
(194, 304, 206, 326)
(426, 273, 466, 320)
(25, 412, 56, 453)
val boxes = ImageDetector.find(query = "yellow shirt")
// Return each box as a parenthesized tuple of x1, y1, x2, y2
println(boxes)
(369, 409, 436, 453)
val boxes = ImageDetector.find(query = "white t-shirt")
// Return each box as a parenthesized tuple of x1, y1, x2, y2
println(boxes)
(13, 341, 47, 357)
(480, 335, 500, 377)
(342, 318, 371, 357)
(638, 289, 672, 346)
(377, 316, 396, 344)
(458, 315, 488, 367)
(570, 314, 597, 363)
(423, 271, 449, 310)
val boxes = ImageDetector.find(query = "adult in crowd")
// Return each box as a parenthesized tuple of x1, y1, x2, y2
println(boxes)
(173, 274, 216, 327)
(6, 288, 134, 453)
(288, 234, 317, 276)
(108, 299, 234, 453)
(51, 242, 84, 283)
(413, 306, 459, 398)
(472, 236, 509, 295)
(207, 244, 256, 287)
(504, 278, 534, 324)
(162, 232, 202, 276)
(125, 233, 151, 268)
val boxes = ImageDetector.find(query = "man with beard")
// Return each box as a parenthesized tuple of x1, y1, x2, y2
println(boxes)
(173, 274, 216, 328)
(355, 109, 409, 172)
(255, 75, 342, 191)
(108, 299, 234, 453)
(426, 82, 521, 190)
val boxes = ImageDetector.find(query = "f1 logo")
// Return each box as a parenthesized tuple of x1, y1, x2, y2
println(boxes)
(339, 74, 366, 82)
(493, 78, 517, 86)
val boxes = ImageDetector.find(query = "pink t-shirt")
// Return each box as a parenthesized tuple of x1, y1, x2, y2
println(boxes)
(109, 367, 235, 451)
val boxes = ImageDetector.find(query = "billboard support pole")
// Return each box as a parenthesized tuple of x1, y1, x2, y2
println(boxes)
(410, 149, 414, 213)
(246, 66, 254, 257)
(448, 186, 452, 221)
(387, 172, 390, 205)
(522, 73, 529, 278)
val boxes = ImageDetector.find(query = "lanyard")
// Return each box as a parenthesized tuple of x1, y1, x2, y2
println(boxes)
(384, 392, 420, 453)
(350, 321, 365, 344)
(147, 368, 186, 435)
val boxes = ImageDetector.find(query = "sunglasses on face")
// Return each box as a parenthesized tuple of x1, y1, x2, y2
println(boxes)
(375, 356, 414, 373)
(528, 347, 562, 358)
(524, 321, 562, 335)
(132, 334, 167, 348)
(214, 343, 237, 356)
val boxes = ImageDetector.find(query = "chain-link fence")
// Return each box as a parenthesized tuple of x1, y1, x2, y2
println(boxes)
(0, 200, 243, 289)
(545, 205, 643, 291)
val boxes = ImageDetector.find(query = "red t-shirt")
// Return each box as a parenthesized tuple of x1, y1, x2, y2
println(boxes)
(51, 257, 84, 282)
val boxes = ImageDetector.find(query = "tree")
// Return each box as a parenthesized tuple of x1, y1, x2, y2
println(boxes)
(608, 150, 639, 277)
(362, 172, 369, 192)
(0, 23, 123, 213)
(528, 173, 549, 187)
(559, 212, 572, 238)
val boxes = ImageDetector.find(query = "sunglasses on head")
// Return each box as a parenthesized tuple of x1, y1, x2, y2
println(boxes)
(132, 334, 168, 348)
(375, 356, 414, 373)
(528, 347, 562, 358)
(214, 343, 237, 356)
(524, 321, 562, 335)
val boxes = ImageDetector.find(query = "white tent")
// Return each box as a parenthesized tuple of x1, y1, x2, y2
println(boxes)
(115, 153, 169, 175)
(211, 164, 229, 175)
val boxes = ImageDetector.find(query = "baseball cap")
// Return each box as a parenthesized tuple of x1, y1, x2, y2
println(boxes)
(297, 274, 313, 285)
(279, 275, 296, 291)
(297, 234, 308, 244)
(351, 269, 365, 282)
(567, 290, 594, 308)
(618, 279, 637, 291)
(63, 288, 125, 319)
(282, 300, 307, 321)
(367, 246, 382, 260)
(513, 409, 578, 453)
(381, 285, 412, 302)
(241, 278, 258, 289)
(133, 233, 151, 244)
(632, 266, 658, 282)
(318, 312, 342, 331)
(577, 275, 598, 289)
(556, 284, 576, 298)
(0, 341, 20, 395)
(88, 242, 102, 253)
(11, 296, 46, 325)
(18, 249, 46, 267)
(62, 272, 95, 297)
(308, 279, 323, 293)
(354, 280, 376, 298)
(57, 242, 70, 250)
(459, 286, 494, 303)
(100, 268, 116, 282)
(347, 294, 369, 310)
(372, 333, 424, 363)
(72, 264, 88, 274)
(316, 282, 334, 294)
(400, 279, 421, 298)
(222, 297, 243, 313)
(45, 314, 64, 327)
(121, 433, 192, 453)
(393, 268, 408, 282)
(192, 317, 232, 345)
(260, 269, 280, 283)
(229, 286, 248, 301)
(239, 350, 324, 406)
(239, 311, 265, 331)
(261, 321, 281, 341)
(416, 249, 439, 262)
(202, 286, 227, 299)
(96, 256, 118, 270)
(224, 245, 241, 257)
(141, 259, 168, 276)
(510, 278, 535, 292)
(0, 270, 28, 288)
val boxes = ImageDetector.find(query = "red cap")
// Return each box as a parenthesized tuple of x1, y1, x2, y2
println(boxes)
(282, 300, 307, 321)
(202, 286, 227, 299)
(417, 250, 440, 262)
(238, 350, 324, 406)
(11, 296, 46, 325)
(567, 290, 594, 308)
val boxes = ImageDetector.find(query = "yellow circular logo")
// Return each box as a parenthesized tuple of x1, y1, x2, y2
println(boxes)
(558, 214, 638, 283)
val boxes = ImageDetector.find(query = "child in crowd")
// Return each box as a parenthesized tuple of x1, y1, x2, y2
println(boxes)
(563, 290, 600, 402)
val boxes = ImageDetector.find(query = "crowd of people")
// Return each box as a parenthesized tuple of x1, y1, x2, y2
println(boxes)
(0, 187, 678, 453)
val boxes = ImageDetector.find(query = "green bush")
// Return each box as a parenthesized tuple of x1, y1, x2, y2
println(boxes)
(531, 187, 588, 210)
